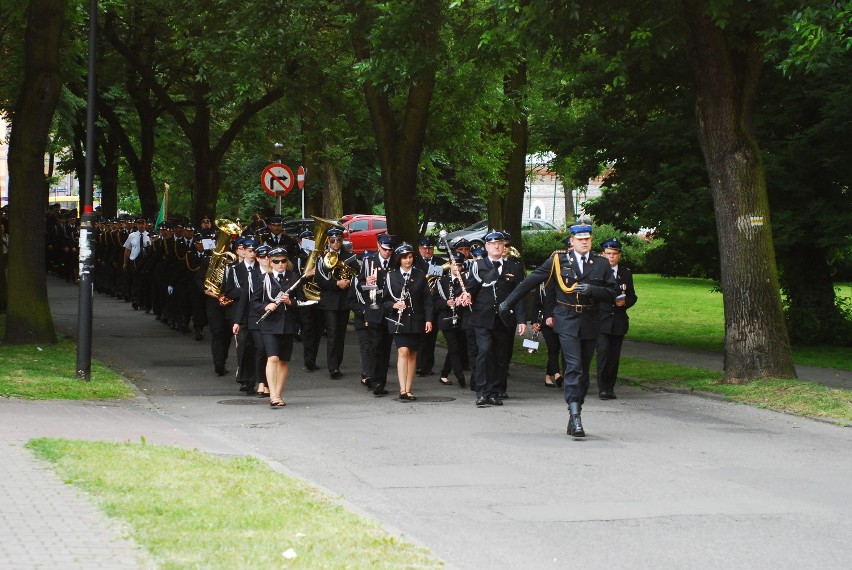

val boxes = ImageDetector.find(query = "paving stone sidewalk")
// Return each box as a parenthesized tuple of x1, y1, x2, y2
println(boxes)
(0, 399, 248, 570)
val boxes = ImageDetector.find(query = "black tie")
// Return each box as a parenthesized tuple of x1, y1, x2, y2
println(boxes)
(382, 259, 388, 270)
(494, 260, 501, 275)
(138, 231, 143, 253)
(277, 273, 286, 290)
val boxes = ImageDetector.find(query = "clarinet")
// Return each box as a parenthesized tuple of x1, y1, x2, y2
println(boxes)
(394, 275, 410, 334)
(256, 274, 305, 324)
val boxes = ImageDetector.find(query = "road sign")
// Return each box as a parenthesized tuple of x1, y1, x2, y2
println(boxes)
(297, 166, 306, 190)
(260, 163, 294, 196)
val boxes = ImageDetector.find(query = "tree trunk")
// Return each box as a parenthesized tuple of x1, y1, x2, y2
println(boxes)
(682, 0, 796, 382)
(504, 62, 529, 252)
(349, 0, 441, 246)
(5, 0, 64, 344)
(321, 152, 344, 219)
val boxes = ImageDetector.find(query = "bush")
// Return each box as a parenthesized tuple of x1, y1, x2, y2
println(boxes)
(521, 223, 663, 272)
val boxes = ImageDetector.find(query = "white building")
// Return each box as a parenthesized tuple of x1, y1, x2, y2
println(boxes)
(521, 152, 603, 229)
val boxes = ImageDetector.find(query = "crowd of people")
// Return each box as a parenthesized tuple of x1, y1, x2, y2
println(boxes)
(43, 205, 638, 438)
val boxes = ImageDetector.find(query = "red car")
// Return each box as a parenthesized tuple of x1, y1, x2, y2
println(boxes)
(340, 215, 388, 253)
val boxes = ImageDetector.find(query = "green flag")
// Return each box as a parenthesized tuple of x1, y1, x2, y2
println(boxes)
(154, 183, 169, 228)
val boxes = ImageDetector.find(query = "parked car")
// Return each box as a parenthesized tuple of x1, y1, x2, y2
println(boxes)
(340, 214, 388, 253)
(438, 218, 558, 250)
(281, 218, 313, 237)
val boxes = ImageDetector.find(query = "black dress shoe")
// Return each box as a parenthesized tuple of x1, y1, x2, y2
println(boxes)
(305, 360, 320, 371)
(216, 367, 227, 377)
(499, 392, 509, 400)
(554, 374, 564, 388)
(372, 381, 388, 396)
(599, 391, 617, 400)
(475, 397, 489, 407)
(330, 369, 343, 379)
(486, 395, 503, 406)
(239, 384, 248, 392)
(457, 376, 466, 388)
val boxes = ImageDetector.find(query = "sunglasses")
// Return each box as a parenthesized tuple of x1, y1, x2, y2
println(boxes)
(270, 259, 287, 264)
(327, 238, 342, 243)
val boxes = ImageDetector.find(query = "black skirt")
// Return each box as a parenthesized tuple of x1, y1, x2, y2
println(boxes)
(394, 333, 423, 349)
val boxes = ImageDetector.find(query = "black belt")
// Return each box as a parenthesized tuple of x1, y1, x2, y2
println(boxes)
(558, 301, 596, 313)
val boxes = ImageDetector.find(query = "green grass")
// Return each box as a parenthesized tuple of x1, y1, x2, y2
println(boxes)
(0, 336, 135, 400)
(27, 438, 442, 569)
(627, 275, 852, 371)
(511, 338, 852, 424)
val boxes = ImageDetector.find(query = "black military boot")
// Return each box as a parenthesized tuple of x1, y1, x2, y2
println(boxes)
(567, 401, 585, 438)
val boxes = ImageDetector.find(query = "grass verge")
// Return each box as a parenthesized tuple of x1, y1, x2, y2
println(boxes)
(627, 275, 852, 371)
(510, 339, 852, 424)
(27, 438, 442, 569)
(0, 336, 135, 400)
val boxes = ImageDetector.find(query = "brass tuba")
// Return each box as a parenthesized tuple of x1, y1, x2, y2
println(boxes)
(323, 250, 359, 281)
(302, 215, 344, 301)
(204, 218, 242, 305)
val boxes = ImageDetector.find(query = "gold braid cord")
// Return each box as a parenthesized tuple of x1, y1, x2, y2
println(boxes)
(548, 252, 578, 294)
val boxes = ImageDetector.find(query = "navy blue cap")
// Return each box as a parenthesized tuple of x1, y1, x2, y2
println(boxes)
(268, 216, 283, 224)
(255, 245, 271, 256)
(298, 229, 314, 239)
(327, 228, 344, 238)
(192, 233, 204, 243)
(500, 230, 512, 241)
(484, 230, 504, 243)
(452, 252, 466, 264)
(453, 238, 471, 249)
(394, 242, 414, 256)
(242, 238, 258, 249)
(569, 222, 593, 238)
(233, 237, 246, 247)
(267, 247, 287, 258)
(471, 246, 485, 258)
(418, 237, 435, 247)
(377, 233, 395, 250)
(602, 239, 622, 250)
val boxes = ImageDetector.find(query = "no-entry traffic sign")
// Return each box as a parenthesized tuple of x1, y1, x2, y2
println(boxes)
(297, 165, 306, 190)
(261, 163, 294, 196)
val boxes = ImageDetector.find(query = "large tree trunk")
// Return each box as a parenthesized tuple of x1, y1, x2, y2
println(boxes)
(682, 1, 796, 382)
(504, 63, 529, 252)
(321, 152, 344, 219)
(349, 0, 441, 246)
(5, 0, 64, 344)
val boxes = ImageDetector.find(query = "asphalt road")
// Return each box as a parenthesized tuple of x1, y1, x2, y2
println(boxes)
(49, 280, 852, 569)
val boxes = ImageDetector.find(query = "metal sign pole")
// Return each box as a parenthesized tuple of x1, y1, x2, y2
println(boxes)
(76, 0, 98, 380)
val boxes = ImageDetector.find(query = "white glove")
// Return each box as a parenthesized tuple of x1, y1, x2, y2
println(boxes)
(167, 285, 174, 295)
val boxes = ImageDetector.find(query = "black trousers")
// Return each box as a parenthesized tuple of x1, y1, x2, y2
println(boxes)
(439, 328, 466, 380)
(416, 327, 439, 372)
(541, 325, 562, 376)
(206, 300, 232, 371)
(559, 333, 597, 406)
(323, 309, 349, 372)
(300, 303, 322, 364)
(353, 313, 372, 379)
(366, 321, 393, 385)
(249, 328, 268, 387)
(596, 332, 625, 394)
(472, 322, 513, 399)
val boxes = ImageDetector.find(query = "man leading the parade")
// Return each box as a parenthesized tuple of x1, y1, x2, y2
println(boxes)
(498, 221, 619, 438)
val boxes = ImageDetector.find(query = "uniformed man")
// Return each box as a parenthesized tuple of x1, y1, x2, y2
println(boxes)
(459, 230, 526, 407)
(354, 233, 396, 395)
(315, 227, 351, 378)
(499, 222, 619, 437)
(596, 239, 638, 400)
(415, 236, 446, 377)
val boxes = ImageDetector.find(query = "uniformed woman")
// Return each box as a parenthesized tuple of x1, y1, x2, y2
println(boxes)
(383, 243, 433, 401)
(251, 247, 303, 407)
